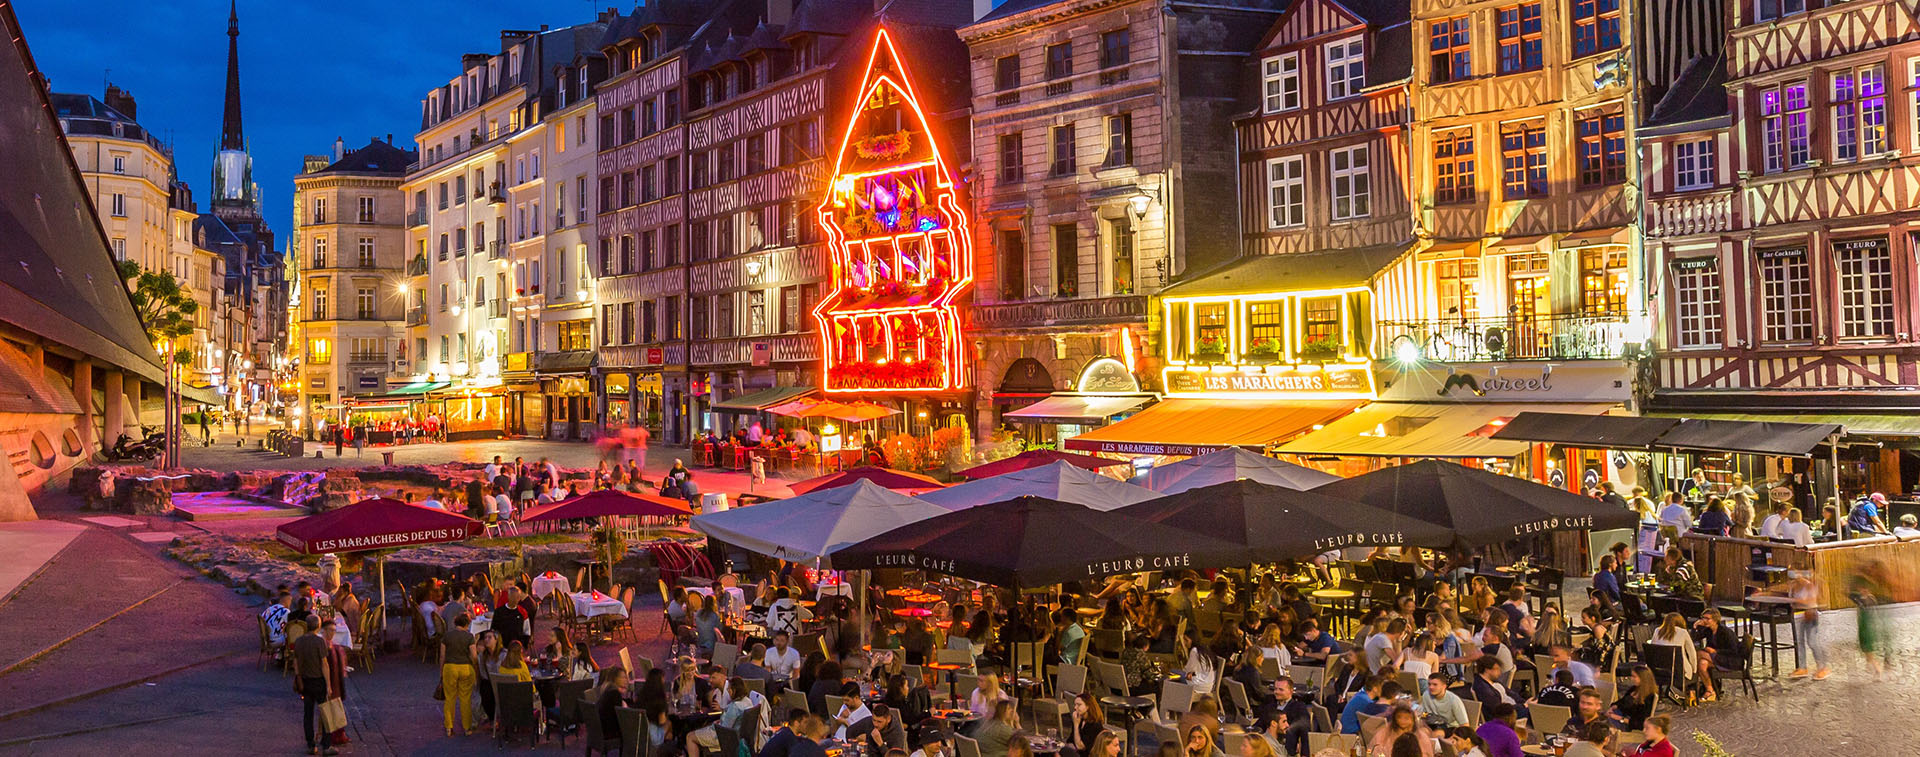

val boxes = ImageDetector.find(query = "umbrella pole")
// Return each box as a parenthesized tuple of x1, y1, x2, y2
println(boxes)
(857, 570, 870, 651)
(377, 555, 388, 643)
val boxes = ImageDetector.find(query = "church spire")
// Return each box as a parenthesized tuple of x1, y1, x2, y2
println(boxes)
(219, 0, 244, 151)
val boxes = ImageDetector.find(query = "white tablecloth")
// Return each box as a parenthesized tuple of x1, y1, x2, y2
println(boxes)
(686, 585, 746, 610)
(532, 572, 571, 597)
(470, 612, 493, 634)
(571, 591, 629, 619)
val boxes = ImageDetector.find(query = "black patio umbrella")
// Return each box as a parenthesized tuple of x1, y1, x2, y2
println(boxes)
(1311, 459, 1638, 548)
(1116, 479, 1456, 563)
(826, 496, 1248, 588)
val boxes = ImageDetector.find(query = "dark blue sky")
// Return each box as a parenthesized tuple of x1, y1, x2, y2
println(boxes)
(17, 0, 602, 240)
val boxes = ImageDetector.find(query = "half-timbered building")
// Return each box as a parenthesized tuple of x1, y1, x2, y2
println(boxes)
(1646, 0, 1920, 494)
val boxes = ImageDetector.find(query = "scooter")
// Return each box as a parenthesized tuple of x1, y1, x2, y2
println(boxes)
(103, 429, 164, 462)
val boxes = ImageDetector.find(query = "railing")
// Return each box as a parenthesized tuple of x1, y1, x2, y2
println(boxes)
(970, 294, 1149, 329)
(406, 307, 426, 326)
(488, 182, 506, 204)
(407, 208, 428, 227)
(348, 352, 386, 365)
(1099, 67, 1129, 86)
(995, 91, 1019, 107)
(488, 299, 507, 318)
(1645, 190, 1736, 237)
(1045, 79, 1072, 96)
(407, 254, 428, 276)
(406, 122, 521, 175)
(1376, 311, 1642, 362)
(488, 241, 504, 260)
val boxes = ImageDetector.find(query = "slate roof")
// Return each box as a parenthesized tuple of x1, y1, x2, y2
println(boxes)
(308, 140, 415, 176)
(1646, 53, 1729, 130)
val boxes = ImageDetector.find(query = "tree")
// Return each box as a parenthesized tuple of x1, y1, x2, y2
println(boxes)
(117, 260, 199, 467)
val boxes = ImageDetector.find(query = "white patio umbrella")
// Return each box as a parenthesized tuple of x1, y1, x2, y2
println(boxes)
(917, 460, 1160, 511)
(689, 478, 952, 566)
(1145, 447, 1342, 494)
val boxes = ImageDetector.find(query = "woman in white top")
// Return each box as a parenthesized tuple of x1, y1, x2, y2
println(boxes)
(1780, 507, 1814, 546)
(1255, 625, 1292, 671)
(969, 672, 1011, 719)
(1397, 632, 1439, 684)
(1647, 612, 1697, 685)
(490, 485, 514, 520)
(1181, 637, 1217, 693)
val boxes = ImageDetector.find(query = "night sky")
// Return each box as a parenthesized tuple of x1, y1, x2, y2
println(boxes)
(15, 0, 603, 241)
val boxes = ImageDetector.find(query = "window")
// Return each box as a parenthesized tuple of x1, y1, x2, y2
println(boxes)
(1578, 246, 1628, 316)
(642, 300, 658, 343)
(1831, 65, 1887, 162)
(715, 294, 734, 338)
(307, 338, 332, 365)
(357, 237, 375, 267)
(999, 133, 1023, 183)
(1497, 4, 1543, 73)
(356, 288, 376, 319)
(1100, 29, 1130, 84)
(1910, 60, 1920, 152)
(1050, 125, 1075, 177)
(1576, 108, 1626, 186)
(602, 305, 618, 346)
(313, 196, 328, 223)
(313, 236, 329, 268)
(1325, 38, 1365, 100)
(311, 286, 329, 320)
(1672, 257, 1723, 348)
(112, 155, 125, 174)
(110, 193, 126, 217)
(1836, 238, 1894, 338)
(1053, 223, 1079, 297)
(1262, 54, 1301, 112)
(1430, 17, 1471, 83)
(666, 296, 683, 340)
(1761, 82, 1810, 172)
(1102, 114, 1132, 168)
(1045, 43, 1073, 95)
(998, 229, 1026, 300)
(1265, 157, 1305, 229)
(1245, 301, 1286, 353)
(1759, 248, 1813, 342)
(1302, 296, 1342, 346)
(557, 319, 592, 351)
(1193, 303, 1229, 357)
(745, 134, 766, 174)
(1754, 0, 1805, 23)
(357, 196, 375, 222)
(1673, 138, 1715, 190)
(1433, 128, 1476, 205)
(780, 285, 800, 332)
(1572, 0, 1621, 57)
(1435, 258, 1481, 317)
(1107, 216, 1134, 295)
(439, 283, 448, 311)
(1501, 120, 1548, 198)
(109, 237, 124, 260)
(1329, 146, 1371, 220)
(748, 290, 767, 335)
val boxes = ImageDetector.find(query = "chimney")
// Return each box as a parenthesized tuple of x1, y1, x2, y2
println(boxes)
(103, 84, 136, 119)
(386, 133, 394, 144)
(767, 0, 792, 26)
(333, 137, 345, 161)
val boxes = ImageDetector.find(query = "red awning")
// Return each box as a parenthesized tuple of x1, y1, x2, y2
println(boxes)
(789, 466, 945, 495)
(519, 489, 692, 522)
(275, 497, 482, 554)
(955, 449, 1128, 479)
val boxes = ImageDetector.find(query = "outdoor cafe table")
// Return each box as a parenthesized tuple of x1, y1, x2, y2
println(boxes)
(572, 590, 629, 620)
(1310, 588, 1357, 634)
(687, 584, 747, 609)
(532, 571, 571, 598)
(467, 603, 495, 634)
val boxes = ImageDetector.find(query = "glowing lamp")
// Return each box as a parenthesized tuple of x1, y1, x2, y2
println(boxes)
(1395, 340, 1422, 364)
(1128, 191, 1152, 220)
(745, 259, 763, 278)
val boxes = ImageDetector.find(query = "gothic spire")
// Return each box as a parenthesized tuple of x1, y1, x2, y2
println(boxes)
(219, 0, 244, 151)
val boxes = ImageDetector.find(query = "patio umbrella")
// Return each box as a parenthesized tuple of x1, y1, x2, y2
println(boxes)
(276, 497, 483, 615)
(690, 479, 953, 564)
(839, 401, 899, 421)
(1145, 447, 1343, 494)
(518, 488, 692, 522)
(1311, 459, 1639, 548)
(1116, 479, 1454, 563)
(828, 496, 1249, 588)
(788, 465, 944, 496)
(921, 460, 1158, 511)
(767, 397, 825, 417)
(955, 449, 1128, 479)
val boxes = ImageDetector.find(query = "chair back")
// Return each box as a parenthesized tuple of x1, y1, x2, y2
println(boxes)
(616, 705, 645, 757)
(1395, 670, 1418, 695)
(1011, 641, 1046, 673)
(582, 695, 607, 746)
(1290, 665, 1324, 691)
(620, 647, 636, 674)
(717, 726, 742, 757)
(744, 677, 767, 697)
(954, 735, 982, 757)
(1159, 680, 1195, 716)
(1055, 663, 1088, 697)
(713, 642, 741, 671)
(495, 679, 540, 732)
(1093, 659, 1127, 697)
(1462, 698, 1482, 726)
(1309, 703, 1333, 733)
(935, 648, 976, 668)
(1531, 703, 1572, 735)
(947, 635, 974, 651)
(1358, 714, 1386, 745)
(782, 689, 810, 719)
(1222, 678, 1252, 718)
(737, 704, 764, 749)
(553, 679, 592, 727)
(954, 673, 979, 702)
(1258, 656, 1282, 681)
(1091, 628, 1124, 658)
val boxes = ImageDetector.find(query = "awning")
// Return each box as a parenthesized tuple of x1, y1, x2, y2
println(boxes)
(1558, 227, 1629, 247)
(1158, 243, 1405, 298)
(1274, 402, 1615, 458)
(1644, 414, 1842, 456)
(711, 386, 818, 412)
(1490, 412, 1680, 448)
(1650, 411, 1920, 438)
(348, 381, 449, 403)
(1489, 234, 1551, 252)
(1063, 398, 1361, 457)
(1003, 394, 1152, 425)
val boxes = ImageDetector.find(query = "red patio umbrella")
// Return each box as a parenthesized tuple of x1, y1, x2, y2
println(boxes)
(276, 497, 483, 614)
(518, 488, 692, 522)
(788, 466, 944, 495)
(955, 449, 1128, 479)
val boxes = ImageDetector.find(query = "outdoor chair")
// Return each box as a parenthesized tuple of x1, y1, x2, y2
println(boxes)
(1358, 714, 1386, 746)
(281, 622, 307, 677)
(1222, 678, 1253, 724)
(713, 726, 742, 757)
(782, 690, 811, 719)
(954, 734, 982, 757)
(492, 678, 540, 745)
(1710, 635, 1760, 702)
(1308, 703, 1333, 733)
(256, 616, 280, 671)
(550, 679, 593, 746)
(616, 705, 646, 757)
(1032, 663, 1088, 734)
(712, 642, 741, 671)
(582, 696, 618, 756)
(1308, 734, 1357, 754)
(1132, 680, 1193, 747)
(1639, 644, 1688, 705)
(736, 703, 764, 751)
(1530, 703, 1571, 735)
(1461, 699, 1482, 726)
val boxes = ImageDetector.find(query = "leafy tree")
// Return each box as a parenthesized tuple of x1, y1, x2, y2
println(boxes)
(117, 259, 198, 365)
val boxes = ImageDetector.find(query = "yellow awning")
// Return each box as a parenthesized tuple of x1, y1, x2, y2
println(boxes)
(1273, 402, 1615, 458)
(1063, 398, 1361, 457)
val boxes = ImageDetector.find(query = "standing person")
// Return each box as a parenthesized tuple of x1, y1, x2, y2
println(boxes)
(1850, 560, 1892, 677)
(291, 617, 335, 755)
(320, 619, 352, 748)
(354, 427, 367, 457)
(1776, 570, 1831, 680)
(630, 424, 651, 468)
(439, 614, 478, 736)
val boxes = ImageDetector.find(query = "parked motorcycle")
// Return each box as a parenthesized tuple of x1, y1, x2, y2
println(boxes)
(103, 429, 164, 462)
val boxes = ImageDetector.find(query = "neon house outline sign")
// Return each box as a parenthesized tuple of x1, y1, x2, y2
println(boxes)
(813, 27, 974, 393)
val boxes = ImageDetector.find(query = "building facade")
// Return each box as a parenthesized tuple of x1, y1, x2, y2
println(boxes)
(1645, 0, 1920, 495)
(961, 0, 1282, 442)
(290, 139, 415, 414)
(208, 2, 284, 414)
(522, 46, 604, 440)
(49, 87, 174, 276)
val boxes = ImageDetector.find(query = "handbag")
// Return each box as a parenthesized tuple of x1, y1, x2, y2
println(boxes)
(433, 682, 446, 700)
(318, 698, 348, 731)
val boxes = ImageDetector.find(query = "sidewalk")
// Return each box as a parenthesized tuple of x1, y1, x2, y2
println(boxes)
(0, 520, 85, 603)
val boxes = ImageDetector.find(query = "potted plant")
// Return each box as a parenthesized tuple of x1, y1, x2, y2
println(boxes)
(1297, 335, 1342, 362)
(1244, 337, 1280, 363)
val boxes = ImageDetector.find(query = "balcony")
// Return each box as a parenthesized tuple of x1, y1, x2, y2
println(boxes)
(408, 208, 428, 227)
(406, 307, 426, 326)
(970, 294, 1149, 330)
(1645, 189, 1736, 237)
(407, 254, 428, 276)
(348, 352, 386, 365)
(487, 182, 506, 204)
(1377, 312, 1643, 363)
(994, 90, 1019, 107)
(1045, 79, 1072, 96)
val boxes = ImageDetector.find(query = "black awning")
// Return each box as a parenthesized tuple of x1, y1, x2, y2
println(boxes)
(1490, 412, 1680, 449)
(1654, 418, 1842, 457)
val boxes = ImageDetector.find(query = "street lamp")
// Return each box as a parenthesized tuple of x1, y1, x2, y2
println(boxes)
(1128, 191, 1153, 221)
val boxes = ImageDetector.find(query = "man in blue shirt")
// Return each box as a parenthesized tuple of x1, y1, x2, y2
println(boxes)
(1848, 493, 1890, 536)
(1592, 554, 1621, 601)
(1339, 675, 1386, 734)
(1297, 620, 1341, 664)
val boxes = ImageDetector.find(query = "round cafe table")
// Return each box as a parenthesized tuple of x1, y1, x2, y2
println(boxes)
(893, 607, 934, 619)
(886, 588, 920, 597)
(1310, 588, 1357, 635)
(924, 662, 968, 698)
(1520, 745, 1558, 756)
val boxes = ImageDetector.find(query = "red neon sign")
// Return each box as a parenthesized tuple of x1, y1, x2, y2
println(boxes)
(813, 27, 973, 393)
